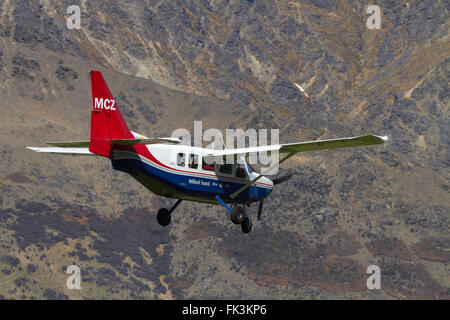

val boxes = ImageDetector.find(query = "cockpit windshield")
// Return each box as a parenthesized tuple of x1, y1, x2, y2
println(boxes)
(235, 163, 247, 178)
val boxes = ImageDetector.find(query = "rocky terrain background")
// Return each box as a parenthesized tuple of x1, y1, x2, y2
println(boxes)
(0, 0, 448, 299)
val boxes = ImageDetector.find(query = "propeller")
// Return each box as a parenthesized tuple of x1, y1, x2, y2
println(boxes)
(272, 173, 293, 185)
(258, 172, 293, 221)
(257, 200, 264, 220)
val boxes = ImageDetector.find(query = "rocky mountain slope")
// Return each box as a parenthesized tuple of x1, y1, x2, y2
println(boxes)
(0, 0, 448, 299)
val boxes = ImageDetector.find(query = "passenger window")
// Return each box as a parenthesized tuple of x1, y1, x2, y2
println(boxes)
(218, 164, 232, 174)
(236, 164, 247, 178)
(177, 153, 185, 167)
(202, 158, 215, 171)
(188, 154, 198, 169)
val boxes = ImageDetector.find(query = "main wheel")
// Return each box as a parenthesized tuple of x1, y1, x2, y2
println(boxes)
(157, 208, 171, 226)
(231, 206, 245, 225)
(241, 217, 252, 234)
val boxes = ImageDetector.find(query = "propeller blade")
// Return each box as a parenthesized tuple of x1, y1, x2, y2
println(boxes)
(272, 173, 293, 185)
(257, 200, 264, 220)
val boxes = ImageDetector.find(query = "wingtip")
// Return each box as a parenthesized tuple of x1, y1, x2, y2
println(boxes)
(370, 134, 388, 143)
(375, 135, 388, 142)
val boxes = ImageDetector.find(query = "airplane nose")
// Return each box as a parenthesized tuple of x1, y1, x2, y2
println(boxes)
(265, 176, 274, 186)
(259, 176, 273, 190)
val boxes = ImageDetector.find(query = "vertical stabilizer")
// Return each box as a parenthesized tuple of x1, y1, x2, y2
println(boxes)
(89, 70, 134, 157)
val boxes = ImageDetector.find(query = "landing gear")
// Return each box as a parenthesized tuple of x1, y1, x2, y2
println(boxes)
(241, 216, 252, 234)
(157, 208, 171, 226)
(215, 196, 253, 234)
(231, 205, 252, 233)
(156, 199, 182, 227)
(230, 206, 245, 224)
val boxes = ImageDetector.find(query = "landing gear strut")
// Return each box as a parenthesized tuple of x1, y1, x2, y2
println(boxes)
(157, 199, 182, 227)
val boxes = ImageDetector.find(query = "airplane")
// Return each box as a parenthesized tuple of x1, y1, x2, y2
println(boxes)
(28, 70, 387, 234)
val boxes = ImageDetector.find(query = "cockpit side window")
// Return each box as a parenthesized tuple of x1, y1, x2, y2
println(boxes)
(202, 158, 215, 171)
(188, 154, 199, 169)
(177, 153, 185, 167)
(218, 163, 232, 174)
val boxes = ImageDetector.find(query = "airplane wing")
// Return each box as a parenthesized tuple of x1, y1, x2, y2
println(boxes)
(279, 134, 387, 153)
(206, 135, 387, 157)
(206, 134, 388, 199)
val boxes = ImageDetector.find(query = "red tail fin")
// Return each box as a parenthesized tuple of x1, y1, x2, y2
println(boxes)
(89, 70, 133, 157)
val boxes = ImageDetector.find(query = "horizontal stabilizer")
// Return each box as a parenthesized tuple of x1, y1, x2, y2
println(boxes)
(46, 141, 90, 148)
(45, 137, 181, 148)
(27, 147, 95, 156)
(108, 137, 182, 146)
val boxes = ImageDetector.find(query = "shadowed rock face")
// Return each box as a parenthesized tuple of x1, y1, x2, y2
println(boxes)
(2, 201, 176, 298)
(219, 228, 366, 292)
(0, 1, 448, 299)
(180, 219, 447, 299)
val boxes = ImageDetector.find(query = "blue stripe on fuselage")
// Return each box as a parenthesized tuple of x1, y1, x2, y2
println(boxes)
(112, 158, 271, 203)
(112, 159, 272, 203)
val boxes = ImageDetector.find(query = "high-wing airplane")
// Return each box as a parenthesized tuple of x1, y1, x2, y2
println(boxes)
(28, 70, 387, 233)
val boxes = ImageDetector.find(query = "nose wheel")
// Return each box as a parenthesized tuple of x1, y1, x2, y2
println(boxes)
(241, 216, 252, 234)
(231, 205, 252, 234)
(230, 206, 245, 224)
(215, 196, 253, 234)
